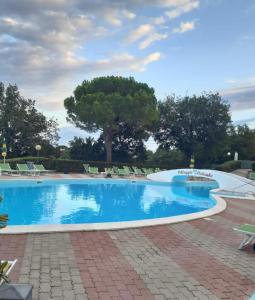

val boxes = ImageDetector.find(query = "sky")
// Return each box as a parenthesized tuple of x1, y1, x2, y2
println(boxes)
(0, 0, 255, 151)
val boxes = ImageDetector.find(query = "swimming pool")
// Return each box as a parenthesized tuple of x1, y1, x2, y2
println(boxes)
(0, 179, 223, 233)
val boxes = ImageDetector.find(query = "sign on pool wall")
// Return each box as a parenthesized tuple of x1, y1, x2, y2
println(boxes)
(177, 169, 213, 179)
(147, 169, 255, 194)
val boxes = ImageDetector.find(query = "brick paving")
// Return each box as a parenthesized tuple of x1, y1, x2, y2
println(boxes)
(0, 176, 255, 299)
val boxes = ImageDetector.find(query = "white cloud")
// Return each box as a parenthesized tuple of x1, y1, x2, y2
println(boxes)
(126, 24, 154, 43)
(122, 9, 136, 19)
(173, 21, 195, 33)
(139, 32, 168, 49)
(153, 16, 166, 25)
(92, 52, 161, 72)
(165, 0, 199, 19)
(126, 24, 168, 49)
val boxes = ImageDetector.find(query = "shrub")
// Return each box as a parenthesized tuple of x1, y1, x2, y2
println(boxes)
(5, 156, 180, 173)
(252, 162, 255, 171)
(215, 160, 241, 172)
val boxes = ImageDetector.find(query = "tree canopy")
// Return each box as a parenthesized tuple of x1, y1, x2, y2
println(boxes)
(64, 76, 158, 163)
(0, 82, 59, 157)
(154, 93, 231, 166)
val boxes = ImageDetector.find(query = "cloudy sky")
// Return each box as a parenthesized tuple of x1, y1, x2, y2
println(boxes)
(0, 0, 255, 149)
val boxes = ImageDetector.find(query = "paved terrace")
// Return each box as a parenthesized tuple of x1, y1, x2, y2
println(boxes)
(0, 174, 254, 300)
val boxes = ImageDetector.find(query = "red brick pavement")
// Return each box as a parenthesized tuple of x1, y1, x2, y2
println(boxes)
(0, 234, 27, 281)
(70, 231, 154, 300)
(141, 226, 255, 300)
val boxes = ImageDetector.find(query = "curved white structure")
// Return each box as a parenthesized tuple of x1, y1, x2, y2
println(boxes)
(148, 169, 255, 194)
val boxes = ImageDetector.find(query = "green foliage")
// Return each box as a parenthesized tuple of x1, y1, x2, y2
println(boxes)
(64, 76, 158, 162)
(147, 149, 189, 169)
(229, 125, 255, 160)
(154, 93, 231, 167)
(252, 162, 255, 171)
(69, 137, 105, 161)
(0, 82, 59, 158)
(215, 160, 241, 172)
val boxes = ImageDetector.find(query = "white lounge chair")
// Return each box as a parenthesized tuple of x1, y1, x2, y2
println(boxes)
(233, 224, 255, 250)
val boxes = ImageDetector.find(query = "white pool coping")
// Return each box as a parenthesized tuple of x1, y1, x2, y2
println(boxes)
(0, 180, 226, 234)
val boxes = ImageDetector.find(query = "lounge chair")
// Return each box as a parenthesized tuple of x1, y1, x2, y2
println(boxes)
(105, 167, 115, 175)
(132, 166, 145, 176)
(35, 164, 53, 174)
(249, 172, 255, 180)
(83, 164, 89, 173)
(124, 166, 134, 175)
(116, 168, 130, 176)
(233, 224, 255, 250)
(0, 163, 18, 176)
(16, 164, 40, 176)
(0, 259, 17, 285)
(142, 168, 154, 175)
(88, 166, 100, 175)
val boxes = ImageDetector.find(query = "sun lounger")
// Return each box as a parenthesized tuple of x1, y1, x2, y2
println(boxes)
(105, 168, 114, 175)
(83, 164, 89, 173)
(35, 164, 54, 174)
(116, 168, 130, 176)
(88, 166, 100, 175)
(233, 224, 255, 250)
(0, 259, 17, 285)
(0, 163, 18, 176)
(17, 164, 40, 176)
(132, 167, 145, 176)
(249, 172, 255, 180)
(123, 166, 134, 175)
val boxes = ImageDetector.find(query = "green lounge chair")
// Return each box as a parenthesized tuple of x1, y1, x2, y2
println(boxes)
(35, 164, 53, 174)
(142, 168, 154, 175)
(105, 167, 114, 175)
(0, 163, 18, 175)
(17, 164, 39, 176)
(249, 172, 255, 180)
(233, 224, 255, 250)
(0, 259, 17, 286)
(88, 166, 100, 175)
(83, 164, 89, 173)
(132, 166, 144, 176)
(117, 168, 130, 176)
(124, 166, 134, 175)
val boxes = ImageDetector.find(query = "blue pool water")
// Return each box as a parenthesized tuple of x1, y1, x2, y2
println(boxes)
(0, 179, 218, 226)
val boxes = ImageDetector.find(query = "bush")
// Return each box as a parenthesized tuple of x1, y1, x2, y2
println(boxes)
(215, 160, 241, 172)
(5, 156, 179, 173)
(252, 162, 255, 171)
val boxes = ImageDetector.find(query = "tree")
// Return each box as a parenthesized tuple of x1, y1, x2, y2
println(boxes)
(229, 125, 255, 160)
(146, 148, 188, 169)
(69, 137, 105, 161)
(0, 83, 59, 157)
(110, 122, 148, 162)
(154, 93, 231, 167)
(64, 76, 158, 163)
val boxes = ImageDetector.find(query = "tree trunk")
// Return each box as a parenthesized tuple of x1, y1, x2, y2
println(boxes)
(104, 128, 113, 163)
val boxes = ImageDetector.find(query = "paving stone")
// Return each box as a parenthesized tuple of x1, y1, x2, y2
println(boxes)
(110, 229, 215, 300)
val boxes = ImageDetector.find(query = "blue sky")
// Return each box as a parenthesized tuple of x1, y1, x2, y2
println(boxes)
(0, 0, 255, 150)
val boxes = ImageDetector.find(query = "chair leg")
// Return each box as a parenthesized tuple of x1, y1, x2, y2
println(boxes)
(238, 235, 254, 250)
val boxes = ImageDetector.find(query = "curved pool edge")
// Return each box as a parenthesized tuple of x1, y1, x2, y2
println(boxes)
(0, 193, 226, 234)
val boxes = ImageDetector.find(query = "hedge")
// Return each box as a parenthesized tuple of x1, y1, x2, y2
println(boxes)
(3, 156, 187, 173)
(215, 160, 241, 172)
